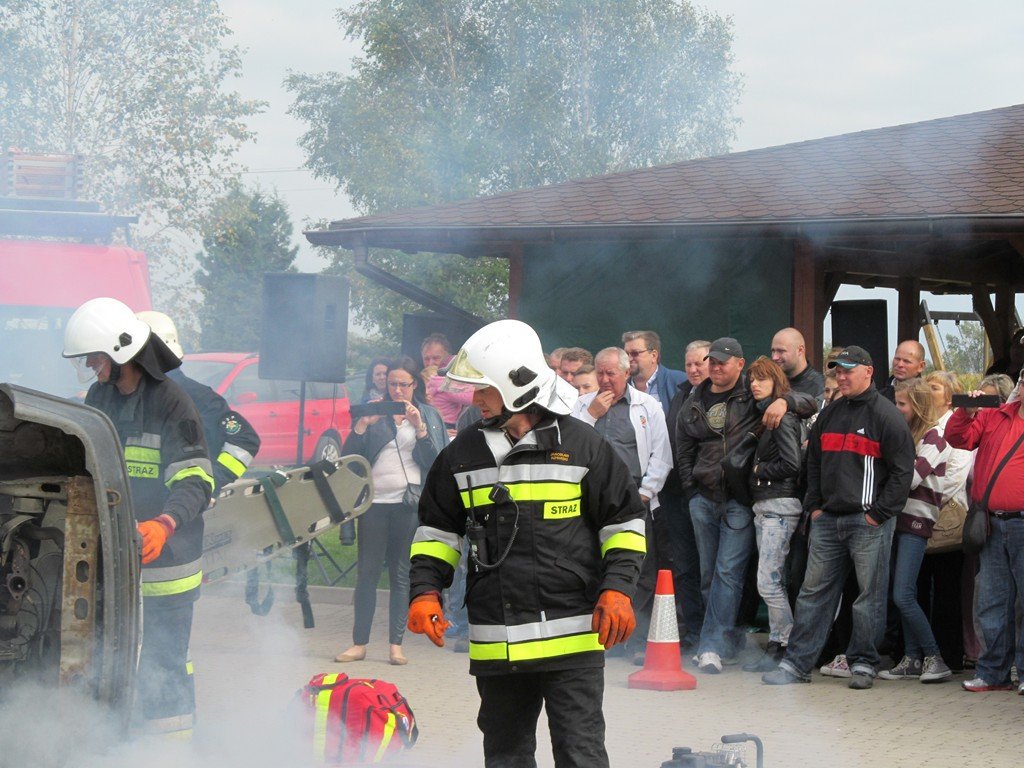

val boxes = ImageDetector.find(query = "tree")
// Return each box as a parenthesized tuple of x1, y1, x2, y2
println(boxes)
(196, 188, 298, 351)
(0, 0, 263, 311)
(943, 321, 986, 374)
(288, 0, 740, 336)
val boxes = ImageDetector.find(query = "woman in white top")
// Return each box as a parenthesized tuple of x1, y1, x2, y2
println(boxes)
(334, 358, 447, 665)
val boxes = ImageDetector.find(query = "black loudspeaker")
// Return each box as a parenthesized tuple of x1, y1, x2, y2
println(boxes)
(830, 299, 890, 389)
(259, 274, 350, 382)
(401, 312, 483, 367)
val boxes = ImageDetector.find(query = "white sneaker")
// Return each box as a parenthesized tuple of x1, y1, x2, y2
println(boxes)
(697, 652, 723, 674)
(819, 654, 852, 678)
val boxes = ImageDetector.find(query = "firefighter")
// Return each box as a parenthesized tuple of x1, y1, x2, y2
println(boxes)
(407, 319, 646, 768)
(137, 310, 260, 491)
(62, 297, 213, 736)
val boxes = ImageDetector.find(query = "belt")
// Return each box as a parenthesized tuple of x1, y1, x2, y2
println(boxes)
(991, 510, 1024, 520)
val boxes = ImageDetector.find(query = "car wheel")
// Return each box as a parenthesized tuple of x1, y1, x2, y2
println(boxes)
(313, 434, 341, 463)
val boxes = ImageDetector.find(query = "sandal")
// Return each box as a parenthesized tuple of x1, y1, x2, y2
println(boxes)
(334, 646, 366, 663)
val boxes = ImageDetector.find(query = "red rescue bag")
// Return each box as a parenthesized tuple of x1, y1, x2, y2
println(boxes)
(294, 672, 418, 764)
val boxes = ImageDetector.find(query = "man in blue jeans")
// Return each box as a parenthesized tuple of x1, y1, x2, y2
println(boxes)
(945, 382, 1024, 692)
(675, 337, 815, 673)
(762, 346, 914, 690)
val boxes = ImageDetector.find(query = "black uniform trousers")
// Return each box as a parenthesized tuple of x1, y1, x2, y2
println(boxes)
(137, 600, 195, 727)
(475, 666, 607, 768)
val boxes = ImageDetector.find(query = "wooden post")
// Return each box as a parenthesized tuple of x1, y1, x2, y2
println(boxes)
(973, 288, 1005, 358)
(792, 239, 823, 367)
(507, 243, 524, 320)
(897, 275, 921, 344)
(994, 284, 1014, 361)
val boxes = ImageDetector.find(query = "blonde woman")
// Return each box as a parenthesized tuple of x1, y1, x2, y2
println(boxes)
(880, 378, 953, 682)
(923, 370, 977, 668)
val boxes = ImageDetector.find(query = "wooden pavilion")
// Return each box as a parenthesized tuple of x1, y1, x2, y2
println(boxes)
(307, 104, 1024, 368)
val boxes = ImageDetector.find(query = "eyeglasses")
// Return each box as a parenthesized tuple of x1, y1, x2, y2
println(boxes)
(626, 349, 650, 358)
(388, 381, 416, 389)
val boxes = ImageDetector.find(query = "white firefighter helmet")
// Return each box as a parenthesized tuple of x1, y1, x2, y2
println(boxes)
(62, 297, 151, 364)
(446, 319, 578, 416)
(136, 310, 184, 358)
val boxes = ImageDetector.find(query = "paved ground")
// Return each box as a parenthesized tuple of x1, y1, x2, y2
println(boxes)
(174, 582, 1022, 768)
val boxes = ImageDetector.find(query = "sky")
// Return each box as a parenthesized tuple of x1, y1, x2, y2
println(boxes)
(220, 0, 1024, 352)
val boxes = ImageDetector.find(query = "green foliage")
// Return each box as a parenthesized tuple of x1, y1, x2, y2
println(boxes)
(942, 321, 986, 374)
(321, 246, 510, 339)
(347, 332, 401, 375)
(196, 188, 298, 351)
(0, 0, 264, 313)
(289, 0, 740, 336)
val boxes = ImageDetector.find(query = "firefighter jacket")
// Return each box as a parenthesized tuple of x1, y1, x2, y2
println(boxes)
(409, 413, 647, 676)
(168, 369, 260, 491)
(86, 373, 214, 605)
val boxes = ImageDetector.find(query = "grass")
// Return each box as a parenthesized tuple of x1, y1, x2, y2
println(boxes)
(264, 525, 393, 589)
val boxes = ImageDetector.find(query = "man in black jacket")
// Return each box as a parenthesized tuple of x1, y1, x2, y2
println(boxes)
(664, 339, 711, 649)
(675, 338, 815, 673)
(763, 346, 915, 690)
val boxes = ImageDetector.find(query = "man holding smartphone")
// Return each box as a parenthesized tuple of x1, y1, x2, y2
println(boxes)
(946, 383, 1024, 693)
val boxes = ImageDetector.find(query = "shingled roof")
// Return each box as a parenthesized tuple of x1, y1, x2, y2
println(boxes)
(309, 103, 1024, 250)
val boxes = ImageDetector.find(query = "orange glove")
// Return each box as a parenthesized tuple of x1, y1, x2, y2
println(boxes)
(407, 592, 448, 647)
(591, 590, 636, 649)
(137, 516, 175, 564)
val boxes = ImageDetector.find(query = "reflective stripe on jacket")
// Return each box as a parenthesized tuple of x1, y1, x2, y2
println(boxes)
(409, 414, 646, 676)
(87, 373, 213, 602)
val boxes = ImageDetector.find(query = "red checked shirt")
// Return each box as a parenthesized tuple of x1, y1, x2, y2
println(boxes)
(946, 402, 1024, 512)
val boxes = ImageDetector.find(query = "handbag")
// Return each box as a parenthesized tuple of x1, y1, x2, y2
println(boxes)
(395, 420, 423, 510)
(962, 427, 1024, 556)
(722, 430, 759, 508)
(926, 497, 967, 554)
(402, 484, 422, 509)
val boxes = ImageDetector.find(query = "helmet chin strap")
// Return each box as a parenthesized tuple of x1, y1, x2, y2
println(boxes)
(480, 408, 515, 429)
(108, 361, 123, 384)
(480, 403, 546, 431)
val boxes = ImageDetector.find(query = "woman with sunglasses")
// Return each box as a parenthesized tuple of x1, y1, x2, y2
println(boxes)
(334, 357, 447, 665)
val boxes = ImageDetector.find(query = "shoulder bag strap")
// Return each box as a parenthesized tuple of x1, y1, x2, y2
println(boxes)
(979, 427, 1024, 511)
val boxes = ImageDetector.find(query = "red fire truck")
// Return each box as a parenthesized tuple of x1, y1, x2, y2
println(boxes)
(0, 152, 152, 398)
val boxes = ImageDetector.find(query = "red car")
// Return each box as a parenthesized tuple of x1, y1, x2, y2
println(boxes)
(181, 352, 352, 468)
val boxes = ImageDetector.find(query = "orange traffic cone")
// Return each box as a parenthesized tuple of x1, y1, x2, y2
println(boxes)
(628, 569, 697, 691)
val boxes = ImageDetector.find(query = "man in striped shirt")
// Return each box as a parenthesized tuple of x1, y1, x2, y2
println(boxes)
(763, 345, 914, 690)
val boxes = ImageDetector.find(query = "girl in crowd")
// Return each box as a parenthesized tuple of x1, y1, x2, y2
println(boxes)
(361, 357, 390, 403)
(335, 357, 447, 665)
(880, 378, 953, 682)
(743, 357, 804, 672)
(922, 370, 977, 668)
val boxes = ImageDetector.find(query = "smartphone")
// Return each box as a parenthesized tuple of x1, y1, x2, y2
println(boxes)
(350, 400, 407, 419)
(951, 393, 1001, 409)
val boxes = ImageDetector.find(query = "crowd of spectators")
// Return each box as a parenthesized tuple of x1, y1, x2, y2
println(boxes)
(546, 327, 1024, 694)
(347, 326, 1024, 693)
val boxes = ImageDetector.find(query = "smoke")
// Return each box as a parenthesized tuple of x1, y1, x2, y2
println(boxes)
(0, 683, 122, 767)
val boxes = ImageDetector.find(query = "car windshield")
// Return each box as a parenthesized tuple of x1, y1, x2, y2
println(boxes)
(180, 359, 239, 389)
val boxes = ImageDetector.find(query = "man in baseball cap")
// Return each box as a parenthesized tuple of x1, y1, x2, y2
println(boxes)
(764, 341, 914, 690)
(677, 335, 816, 672)
(827, 345, 873, 370)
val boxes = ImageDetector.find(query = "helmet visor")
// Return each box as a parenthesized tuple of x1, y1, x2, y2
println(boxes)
(444, 348, 487, 384)
(69, 355, 98, 384)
